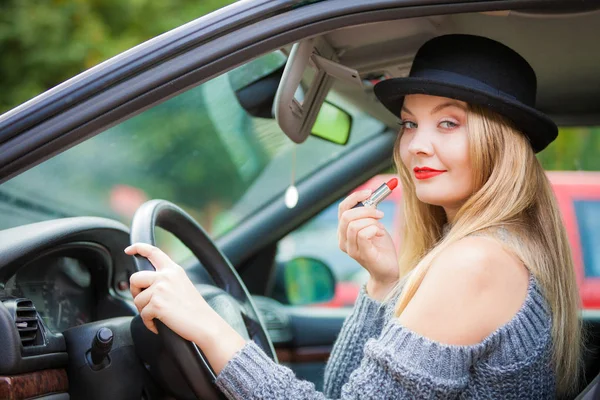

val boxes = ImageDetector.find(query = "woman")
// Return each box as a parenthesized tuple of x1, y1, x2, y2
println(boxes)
(126, 34, 581, 398)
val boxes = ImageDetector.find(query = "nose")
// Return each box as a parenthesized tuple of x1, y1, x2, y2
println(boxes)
(406, 127, 434, 156)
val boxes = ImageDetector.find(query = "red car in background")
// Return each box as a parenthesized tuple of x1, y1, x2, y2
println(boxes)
(323, 172, 600, 309)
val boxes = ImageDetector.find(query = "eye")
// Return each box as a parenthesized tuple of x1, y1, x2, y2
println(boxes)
(399, 120, 417, 130)
(439, 120, 458, 129)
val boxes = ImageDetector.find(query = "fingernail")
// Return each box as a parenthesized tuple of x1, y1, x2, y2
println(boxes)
(376, 210, 384, 217)
(363, 189, 372, 196)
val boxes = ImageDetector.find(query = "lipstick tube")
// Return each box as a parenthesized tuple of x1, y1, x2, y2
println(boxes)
(352, 178, 398, 209)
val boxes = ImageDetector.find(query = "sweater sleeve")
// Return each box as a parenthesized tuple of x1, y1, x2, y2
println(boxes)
(322, 284, 388, 397)
(215, 319, 488, 400)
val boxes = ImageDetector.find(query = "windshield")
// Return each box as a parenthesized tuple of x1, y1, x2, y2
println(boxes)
(0, 52, 385, 249)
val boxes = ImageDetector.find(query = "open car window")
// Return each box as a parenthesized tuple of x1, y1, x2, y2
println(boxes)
(0, 51, 385, 261)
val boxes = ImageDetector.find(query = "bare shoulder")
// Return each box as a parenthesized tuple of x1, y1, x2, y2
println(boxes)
(397, 235, 530, 345)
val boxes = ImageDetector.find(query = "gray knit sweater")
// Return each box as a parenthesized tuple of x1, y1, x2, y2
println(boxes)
(215, 275, 555, 398)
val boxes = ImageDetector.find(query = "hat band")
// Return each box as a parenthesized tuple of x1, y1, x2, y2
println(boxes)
(411, 68, 518, 102)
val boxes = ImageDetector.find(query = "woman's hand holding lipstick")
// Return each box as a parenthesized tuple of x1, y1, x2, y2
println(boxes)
(338, 190, 399, 301)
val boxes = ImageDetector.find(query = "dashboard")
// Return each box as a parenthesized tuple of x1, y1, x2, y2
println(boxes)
(0, 216, 293, 396)
(0, 218, 139, 339)
(0, 215, 323, 400)
(4, 256, 94, 332)
(0, 218, 177, 398)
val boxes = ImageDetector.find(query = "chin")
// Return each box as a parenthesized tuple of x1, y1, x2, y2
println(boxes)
(414, 188, 447, 207)
(415, 186, 467, 207)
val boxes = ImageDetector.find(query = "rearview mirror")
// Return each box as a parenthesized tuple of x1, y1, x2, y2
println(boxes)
(274, 38, 362, 144)
(229, 45, 357, 145)
(311, 101, 351, 145)
(273, 257, 336, 306)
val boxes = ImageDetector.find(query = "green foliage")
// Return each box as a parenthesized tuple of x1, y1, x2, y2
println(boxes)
(0, 0, 236, 114)
(537, 127, 600, 171)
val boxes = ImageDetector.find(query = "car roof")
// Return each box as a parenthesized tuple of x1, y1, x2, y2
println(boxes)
(319, 9, 600, 129)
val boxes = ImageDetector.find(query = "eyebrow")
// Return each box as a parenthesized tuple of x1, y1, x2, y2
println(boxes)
(401, 101, 467, 116)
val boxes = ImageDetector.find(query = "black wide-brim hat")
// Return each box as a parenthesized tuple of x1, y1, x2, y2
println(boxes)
(374, 34, 558, 153)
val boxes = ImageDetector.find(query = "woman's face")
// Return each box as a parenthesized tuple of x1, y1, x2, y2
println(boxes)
(399, 94, 474, 220)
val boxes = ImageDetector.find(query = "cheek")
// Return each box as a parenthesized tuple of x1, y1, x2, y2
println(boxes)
(435, 127, 469, 167)
(442, 134, 473, 193)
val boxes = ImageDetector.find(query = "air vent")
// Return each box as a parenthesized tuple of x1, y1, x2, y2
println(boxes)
(15, 299, 39, 347)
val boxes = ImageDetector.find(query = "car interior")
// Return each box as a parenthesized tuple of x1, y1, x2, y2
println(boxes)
(1, 1, 600, 399)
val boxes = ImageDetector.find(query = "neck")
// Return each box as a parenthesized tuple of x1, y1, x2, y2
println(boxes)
(444, 207, 458, 224)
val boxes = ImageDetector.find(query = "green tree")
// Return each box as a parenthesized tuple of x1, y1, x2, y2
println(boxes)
(0, 0, 235, 113)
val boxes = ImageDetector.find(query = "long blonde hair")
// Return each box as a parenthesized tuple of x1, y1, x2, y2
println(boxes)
(385, 104, 581, 395)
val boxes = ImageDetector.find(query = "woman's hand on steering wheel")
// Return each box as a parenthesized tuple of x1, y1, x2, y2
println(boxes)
(125, 242, 247, 374)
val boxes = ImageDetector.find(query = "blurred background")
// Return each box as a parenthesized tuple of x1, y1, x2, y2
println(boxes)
(0, 0, 236, 114)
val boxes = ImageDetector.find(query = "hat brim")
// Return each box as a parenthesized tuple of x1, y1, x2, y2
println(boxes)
(373, 78, 558, 153)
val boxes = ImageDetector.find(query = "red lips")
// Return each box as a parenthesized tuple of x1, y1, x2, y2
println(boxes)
(413, 166, 446, 180)
(414, 166, 445, 172)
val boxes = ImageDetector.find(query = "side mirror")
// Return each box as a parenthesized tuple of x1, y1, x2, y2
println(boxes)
(273, 257, 336, 306)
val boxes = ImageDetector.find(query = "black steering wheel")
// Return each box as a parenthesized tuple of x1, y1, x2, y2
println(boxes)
(129, 199, 277, 399)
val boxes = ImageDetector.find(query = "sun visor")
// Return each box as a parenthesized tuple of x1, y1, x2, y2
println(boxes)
(274, 38, 362, 144)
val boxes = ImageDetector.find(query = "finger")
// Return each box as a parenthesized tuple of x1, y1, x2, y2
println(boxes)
(338, 189, 372, 220)
(344, 206, 384, 221)
(340, 207, 384, 235)
(377, 222, 389, 237)
(346, 218, 379, 257)
(133, 284, 154, 312)
(140, 306, 159, 335)
(130, 271, 158, 298)
(125, 243, 173, 271)
(356, 225, 381, 253)
(339, 207, 384, 252)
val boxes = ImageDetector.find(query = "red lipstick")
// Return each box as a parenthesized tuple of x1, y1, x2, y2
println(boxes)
(353, 178, 398, 209)
(413, 167, 446, 180)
